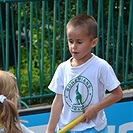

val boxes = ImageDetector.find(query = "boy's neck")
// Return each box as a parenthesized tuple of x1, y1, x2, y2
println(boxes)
(71, 53, 93, 67)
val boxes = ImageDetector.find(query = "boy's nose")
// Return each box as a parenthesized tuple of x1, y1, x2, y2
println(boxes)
(72, 43, 77, 49)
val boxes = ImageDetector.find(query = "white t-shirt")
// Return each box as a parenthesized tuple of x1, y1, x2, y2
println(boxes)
(48, 54, 120, 131)
(0, 123, 34, 133)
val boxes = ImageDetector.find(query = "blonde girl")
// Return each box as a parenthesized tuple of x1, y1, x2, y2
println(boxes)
(0, 70, 34, 133)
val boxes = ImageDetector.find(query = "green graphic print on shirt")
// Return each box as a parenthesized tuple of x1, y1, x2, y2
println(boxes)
(64, 76, 93, 112)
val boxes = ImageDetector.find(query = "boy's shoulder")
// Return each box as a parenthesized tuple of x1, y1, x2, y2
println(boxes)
(58, 58, 71, 67)
(93, 54, 109, 65)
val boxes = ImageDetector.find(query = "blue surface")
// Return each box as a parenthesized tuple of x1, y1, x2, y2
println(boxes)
(20, 112, 50, 126)
(105, 101, 133, 133)
(20, 101, 133, 133)
(105, 101, 133, 124)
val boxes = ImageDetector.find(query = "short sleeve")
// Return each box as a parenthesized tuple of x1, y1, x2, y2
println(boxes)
(48, 64, 64, 94)
(99, 63, 120, 92)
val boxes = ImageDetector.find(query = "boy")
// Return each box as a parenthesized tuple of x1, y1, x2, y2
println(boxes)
(46, 14, 123, 133)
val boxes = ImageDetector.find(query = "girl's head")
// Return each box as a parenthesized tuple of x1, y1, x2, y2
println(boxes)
(0, 70, 19, 103)
(0, 70, 22, 133)
(66, 14, 97, 40)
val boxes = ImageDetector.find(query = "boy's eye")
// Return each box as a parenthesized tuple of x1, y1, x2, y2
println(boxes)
(68, 40, 82, 44)
(78, 41, 82, 44)
(68, 40, 73, 44)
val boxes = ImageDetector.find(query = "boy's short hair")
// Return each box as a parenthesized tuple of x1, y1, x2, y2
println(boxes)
(66, 14, 97, 39)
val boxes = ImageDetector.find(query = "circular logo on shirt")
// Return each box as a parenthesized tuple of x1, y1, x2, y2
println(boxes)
(64, 76, 93, 112)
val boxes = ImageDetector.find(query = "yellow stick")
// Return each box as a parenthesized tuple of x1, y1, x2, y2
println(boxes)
(57, 114, 83, 133)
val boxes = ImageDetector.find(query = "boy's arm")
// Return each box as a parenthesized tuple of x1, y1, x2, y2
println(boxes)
(46, 94, 63, 133)
(83, 86, 123, 123)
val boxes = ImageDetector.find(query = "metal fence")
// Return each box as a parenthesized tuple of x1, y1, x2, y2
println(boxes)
(0, 0, 133, 107)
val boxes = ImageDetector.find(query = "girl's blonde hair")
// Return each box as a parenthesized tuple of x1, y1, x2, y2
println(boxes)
(0, 70, 23, 133)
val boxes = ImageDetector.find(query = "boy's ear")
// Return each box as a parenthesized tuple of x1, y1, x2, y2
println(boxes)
(92, 38, 98, 48)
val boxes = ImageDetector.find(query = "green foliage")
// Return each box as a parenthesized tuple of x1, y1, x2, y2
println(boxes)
(0, 0, 132, 107)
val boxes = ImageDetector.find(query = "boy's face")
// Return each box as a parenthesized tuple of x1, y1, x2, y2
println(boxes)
(67, 25, 97, 65)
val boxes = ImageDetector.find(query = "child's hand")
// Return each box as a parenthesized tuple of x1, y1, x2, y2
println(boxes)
(82, 105, 97, 123)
